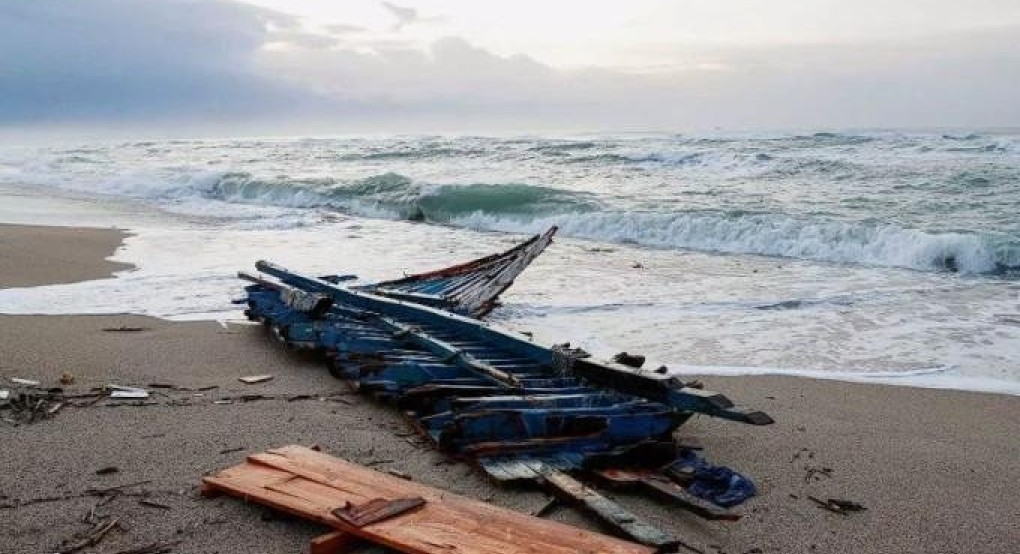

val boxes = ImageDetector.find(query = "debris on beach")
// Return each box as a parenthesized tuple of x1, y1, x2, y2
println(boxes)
(238, 374, 274, 384)
(612, 351, 646, 368)
(60, 371, 75, 385)
(108, 385, 150, 399)
(663, 450, 758, 508)
(203, 445, 659, 554)
(109, 539, 181, 554)
(595, 468, 739, 521)
(101, 326, 149, 333)
(232, 230, 773, 543)
(803, 465, 834, 482)
(56, 516, 121, 554)
(1, 479, 153, 511)
(10, 377, 40, 386)
(2, 389, 65, 424)
(137, 499, 172, 510)
(331, 496, 426, 527)
(808, 496, 867, 516)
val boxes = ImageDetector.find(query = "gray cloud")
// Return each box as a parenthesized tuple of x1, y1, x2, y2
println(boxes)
(0, 0, 321, 125)
(324, 23, 369, 36)
(1, 0, 1017, 134)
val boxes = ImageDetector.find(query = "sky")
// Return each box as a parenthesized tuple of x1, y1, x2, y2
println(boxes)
(1, 0, 1019, 135)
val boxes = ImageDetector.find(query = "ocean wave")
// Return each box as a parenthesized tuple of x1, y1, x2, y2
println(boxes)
(528, 141, 600, 153)
(448, 210, 1020, 275)
(801, 132, 877, 145)
(564, 149, 709, 166)
(354, 146, 486, 160)
(18, 164, 1018, 275)
(6, 131, 1019, 277)
(196, 171, 599, 222)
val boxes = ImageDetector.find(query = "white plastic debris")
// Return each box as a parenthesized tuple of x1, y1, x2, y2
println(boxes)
(108, 385, 150, 399)
(0, 390, 10, 401)
(11, 378, 40, 386)
(239, 375, 274, 384)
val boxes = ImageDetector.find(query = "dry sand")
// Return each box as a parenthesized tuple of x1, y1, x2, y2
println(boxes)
(1, 224, 1018, 554)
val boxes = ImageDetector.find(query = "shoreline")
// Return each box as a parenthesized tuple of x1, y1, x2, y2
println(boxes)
(2, 221, 1018, 398)
(2, 223, 1018, 553)
(0, 223, 134, 288)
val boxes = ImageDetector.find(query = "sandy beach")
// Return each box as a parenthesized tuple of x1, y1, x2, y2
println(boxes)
(0, 224, 133, 288)
(2, 224, 1018, 554)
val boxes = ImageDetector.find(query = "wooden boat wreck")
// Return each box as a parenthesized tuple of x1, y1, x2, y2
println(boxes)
(357, 226, 558, 317)
(237, 229, 772, 550)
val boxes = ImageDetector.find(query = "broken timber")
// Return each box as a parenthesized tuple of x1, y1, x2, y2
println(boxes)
(237, 235, 773, 539)
(203, 445, 657, 554)
(525, 461, 679, 551)
(362, 227, 558, 317)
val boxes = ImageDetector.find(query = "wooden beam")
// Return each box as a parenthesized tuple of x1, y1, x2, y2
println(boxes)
(203, 445, 657, 554)
(309, 531, 360, 554)
(524, 462, 679, 553)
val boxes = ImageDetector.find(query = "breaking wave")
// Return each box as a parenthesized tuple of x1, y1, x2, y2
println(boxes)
(7, 130, 1020, 276)
(16, 166, 1019, 276)
(199, 171, 599, 221)
(449, 210, 1020, 276)
(189, 172, 1020, 275)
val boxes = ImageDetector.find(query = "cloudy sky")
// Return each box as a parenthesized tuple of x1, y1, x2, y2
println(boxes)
(2, 0, 1018, 135)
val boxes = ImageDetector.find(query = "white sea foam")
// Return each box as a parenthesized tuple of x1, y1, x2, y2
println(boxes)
(11, 157, 1015, 275)
(450, 210, 1006, 274)
(664, 364, 1020, 396)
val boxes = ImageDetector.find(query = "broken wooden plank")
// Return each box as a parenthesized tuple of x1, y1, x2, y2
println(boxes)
(309, 531, 360, 554)
(331, 497, 426, 527)
(203, 445, 655, 554)
(595, 469, 740, 521)
(525, 463, 679, 552)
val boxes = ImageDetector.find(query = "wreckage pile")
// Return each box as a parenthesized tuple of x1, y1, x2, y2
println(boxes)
(235, 228, 773, 550)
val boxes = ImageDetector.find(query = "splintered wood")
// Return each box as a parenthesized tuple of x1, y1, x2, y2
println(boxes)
(202, 445, 655, 554)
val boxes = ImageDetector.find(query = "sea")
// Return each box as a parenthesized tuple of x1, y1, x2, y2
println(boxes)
(1, 130, 1018, 395)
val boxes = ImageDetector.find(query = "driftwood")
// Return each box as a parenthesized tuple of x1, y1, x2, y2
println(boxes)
(808, 496, 867, 515)
(109, 540, 181, 554)
(58, 517, 121, 554)
(101, 326, 149, 333)
(0, 480, 154, 510)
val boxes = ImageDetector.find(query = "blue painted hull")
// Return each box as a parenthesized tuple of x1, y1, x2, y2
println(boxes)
(240, 259, 772, 485)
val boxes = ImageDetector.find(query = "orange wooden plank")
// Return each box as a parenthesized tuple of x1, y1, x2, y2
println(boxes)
(203, 445, 655, 554)
(309, 531, 359, 554)
(251, 447, 626, 553)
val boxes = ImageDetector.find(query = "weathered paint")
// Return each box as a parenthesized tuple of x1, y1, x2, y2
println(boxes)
(238, 254, 770, 532)
(363, 227, 558, 317)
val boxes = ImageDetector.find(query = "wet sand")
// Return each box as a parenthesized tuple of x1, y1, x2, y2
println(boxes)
(0, 223, 132, 288)
(1, 224, 1017, 554)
